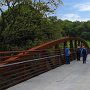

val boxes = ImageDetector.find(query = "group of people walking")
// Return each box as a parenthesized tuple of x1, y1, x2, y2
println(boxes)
(65, 45, 88, 64)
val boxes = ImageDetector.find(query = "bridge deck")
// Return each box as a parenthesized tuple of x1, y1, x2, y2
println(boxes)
(7, 55, 90, 90)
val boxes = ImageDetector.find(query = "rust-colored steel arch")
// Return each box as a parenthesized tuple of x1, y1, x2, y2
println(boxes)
(0, 37, 89, 65)
(29, 37, 89, 51)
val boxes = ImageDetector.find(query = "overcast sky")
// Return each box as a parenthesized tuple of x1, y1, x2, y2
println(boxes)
(51, 0, 90, 21)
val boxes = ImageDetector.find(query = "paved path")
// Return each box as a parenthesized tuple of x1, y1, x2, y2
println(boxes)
(7, 55, 90, 90)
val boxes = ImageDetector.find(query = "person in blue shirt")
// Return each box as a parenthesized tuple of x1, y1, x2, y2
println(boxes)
(65, 46, 70, 64)
(81, 46, 87, 64)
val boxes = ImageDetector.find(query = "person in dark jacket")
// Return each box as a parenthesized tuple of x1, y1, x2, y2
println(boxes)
(76, 46, 81, 61)
(65, 46, 70, 64)
(81, 46, 87, 64)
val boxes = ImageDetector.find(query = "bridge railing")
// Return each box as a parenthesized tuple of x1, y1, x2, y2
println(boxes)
(0, 37, 89, 64)
(0, 49, 76, 90)
(0, 51, 23, 61)
(0, 48, 76, 63)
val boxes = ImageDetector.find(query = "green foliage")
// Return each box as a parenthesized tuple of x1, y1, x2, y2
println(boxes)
(0, 0, 63, 51)
(62, 20, 90, 40)
(81, 32, 90, 39)
(1, 0, 90, 51)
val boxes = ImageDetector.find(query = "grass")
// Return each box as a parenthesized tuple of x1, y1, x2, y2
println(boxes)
(86, 40, 90, 48)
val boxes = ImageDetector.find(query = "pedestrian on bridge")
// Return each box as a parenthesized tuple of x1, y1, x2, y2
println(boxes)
(65, 46, 70, 64)
(76, 46, 81, 61)
(81, 46, 87, 64)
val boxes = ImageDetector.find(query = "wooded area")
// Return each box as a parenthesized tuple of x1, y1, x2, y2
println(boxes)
(0, 0, 90, 51)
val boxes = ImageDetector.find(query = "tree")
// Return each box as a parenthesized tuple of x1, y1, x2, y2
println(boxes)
(0, 0, 63, 50)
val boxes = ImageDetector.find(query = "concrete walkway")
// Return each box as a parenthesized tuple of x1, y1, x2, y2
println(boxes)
(7, 55, 90, 90)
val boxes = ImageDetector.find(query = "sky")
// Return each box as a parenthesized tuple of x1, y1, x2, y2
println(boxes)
(1, 0, 90, 22)
(52, 0, 90, 21)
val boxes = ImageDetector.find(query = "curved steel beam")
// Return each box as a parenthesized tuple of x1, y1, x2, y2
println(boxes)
(29, 37, 89, 51)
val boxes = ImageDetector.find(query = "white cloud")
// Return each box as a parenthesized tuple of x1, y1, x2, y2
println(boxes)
(74, 3, 90, 11)
(59, 13, 89, 21)
(61, 14, 80, 21)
